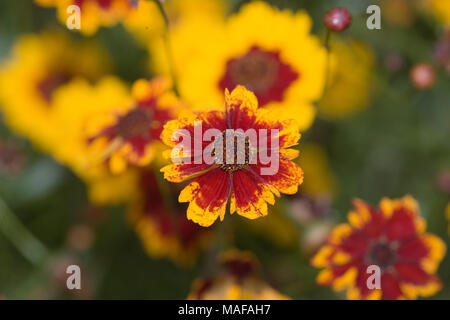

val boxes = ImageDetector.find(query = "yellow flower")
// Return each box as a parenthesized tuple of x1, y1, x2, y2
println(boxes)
(428, 0, 450, 26)
(50, 76, 140, 205)
(188, 250, 290, 300)
(0, 31, 109, 154)
(318, 38, 374, 120)
(152, 1, 326, 130)
(35, 0, 137, 35)
(296, 143, 336, 197)
(86, 77, 183, 174)
(127, 170, 212, 265)
(124, 0, 228, 45)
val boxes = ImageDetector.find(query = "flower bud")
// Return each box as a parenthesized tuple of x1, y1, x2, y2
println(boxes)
(324, 7, 352, 32)
(410, 63, 436, 90)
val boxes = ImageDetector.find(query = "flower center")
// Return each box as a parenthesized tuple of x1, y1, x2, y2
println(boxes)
(116, 108, 152, 139)
(367, 241, 396, 268)
(37, 72, 71, 103)
(219, 46, 299, 106)
(214, 131, 253, 173)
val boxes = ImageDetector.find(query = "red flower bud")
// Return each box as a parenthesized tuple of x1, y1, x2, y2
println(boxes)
(324, 7, 352, 32)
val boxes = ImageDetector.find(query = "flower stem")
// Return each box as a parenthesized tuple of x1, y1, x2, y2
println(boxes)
(152, 0, 180, 97)
(0, 196, 50, 265)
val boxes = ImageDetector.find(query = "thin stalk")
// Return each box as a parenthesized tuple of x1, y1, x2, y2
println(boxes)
(0, 196, 50, 265)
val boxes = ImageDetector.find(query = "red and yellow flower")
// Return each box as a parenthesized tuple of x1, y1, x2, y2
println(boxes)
(311, 195, 446, 300)
(160, 86, 304, 227)
(87, 77, 183, 174)
(188, 250, 289, 300)
(128, 169, 212, 265)
(153, 1, 327, 130)
(0, 31, 109, 153)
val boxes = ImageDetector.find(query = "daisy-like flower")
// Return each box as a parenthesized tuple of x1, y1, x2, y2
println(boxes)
(311, 195, 446, 300)
(87, 77, 183, 174)
(128, 170, 212, 265)
(0, 32, 109, 153)
(318, 38, 374, 120)
(153, 1, 327, 130)
(35, 0, 138, 35)
(160, 86, 304, 227)
(188, 250, 289, 300)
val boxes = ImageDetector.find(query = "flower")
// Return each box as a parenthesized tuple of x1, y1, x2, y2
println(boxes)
(428, 0, 450, 26)
(35, 0, 138, 35)
(319, 38, 374, 119)
(50, 76, 141, 205)
(128, 170, 212, 265)
(153, 1, 327, 130)
(410, 63, 436, 90)
(187, 250, 289, 300)
(0, 32, 109, 153)
(160, 86, 304, 227)
(124, 0, 228, 45)
(311, 195, 446, 300)
(87, 77, 183, 174)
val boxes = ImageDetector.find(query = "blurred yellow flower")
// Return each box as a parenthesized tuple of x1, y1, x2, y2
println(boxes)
(86, 77, 183, 174)
(0, 31, 109, 153)
(124, 0, 228, 45)
(188, 250, 289, 300)
(127, 170, 212, 265)
(429, 0, 450, 26)
(296, 143, 336, 197)
(153, 1, 326, 130)
(35, 0, 136, 35)
(318, 38, 374, 120)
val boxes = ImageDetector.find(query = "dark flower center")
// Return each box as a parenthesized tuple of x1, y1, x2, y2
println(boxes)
(37, 72, 71, 103)
(368, 242, 396, 268)
(116, 108, 152, 139)
(214, 131, 252, 173)
(219, 46, 299, 106)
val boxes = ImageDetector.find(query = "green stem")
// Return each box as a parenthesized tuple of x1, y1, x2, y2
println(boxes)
(152, 0, 180, 97)
(319, 29, 332, 102)
(0, 196, 50, 265)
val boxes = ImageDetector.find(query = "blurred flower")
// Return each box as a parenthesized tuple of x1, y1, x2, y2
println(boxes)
(35, 0, 138, 35)
(161, 86, 303, 227)
(428, 0, 450, 26)
(410, 63, 436, 90)
(50, 76, 141, 205)
(0, 32, 109, 153)
(128, 170, 212, 265)
(381, 0, 416, 28)
(319, 38, 374, 119)
(323, 7, 352, 33)
(188, 250, 289, 300)
(124, 0, 228, 45)
(154, 1, 327, 130)
(0, 139, 27, 176)
(86, 77, 183, 174)
(311, 195, 446, 300)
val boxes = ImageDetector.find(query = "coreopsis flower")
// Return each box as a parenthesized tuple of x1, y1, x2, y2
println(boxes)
(311, 196, 446, 300)
(427, 0, 450, 26)
(87, 77, 183, 174)
(319, 38, 374, 119)
(50, 76, 141, 205)
(188, 250, 289, 300)
(34, 0, 138, 35)
(128, 170, 212, 265)
(153, 1, 327, 130)
(160, 86, 304, 227)
(0, 32, 109, 153)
